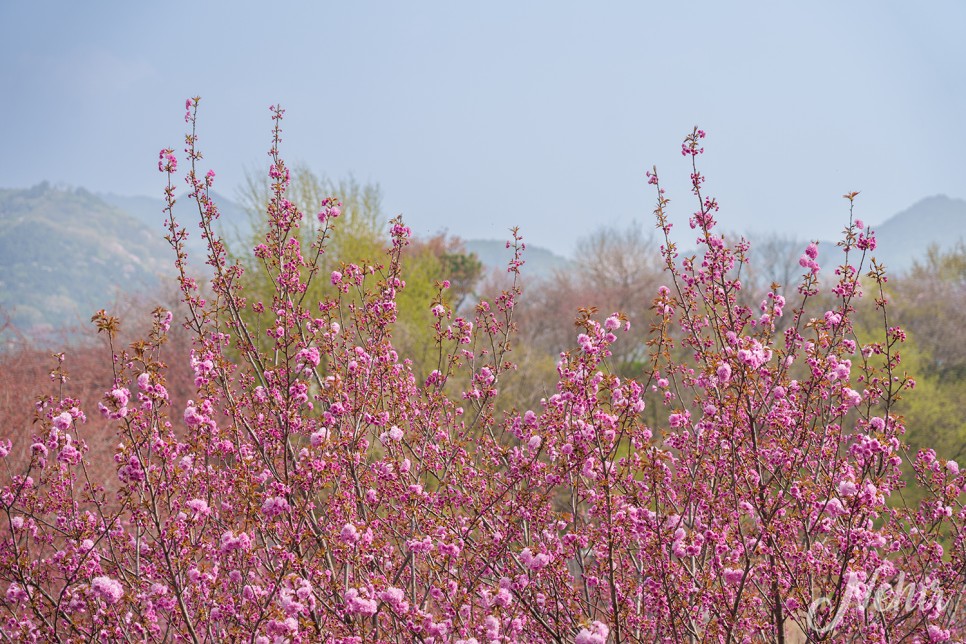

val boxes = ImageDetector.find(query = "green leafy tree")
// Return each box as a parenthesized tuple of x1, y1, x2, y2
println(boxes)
(235, 165, 483, 375)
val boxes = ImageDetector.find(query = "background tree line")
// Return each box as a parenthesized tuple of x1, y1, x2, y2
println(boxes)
(1, 172, 963, 497)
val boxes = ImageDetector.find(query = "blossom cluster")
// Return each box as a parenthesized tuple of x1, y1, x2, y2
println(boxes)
(0, 108, 961, 642)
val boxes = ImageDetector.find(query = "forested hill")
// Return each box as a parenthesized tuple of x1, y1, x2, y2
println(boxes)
(0, 184, 249, 334)
(0, 183, 170, 333)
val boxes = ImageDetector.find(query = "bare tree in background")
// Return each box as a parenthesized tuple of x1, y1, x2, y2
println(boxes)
(514, 223, 663, 378)
(731, 231, 805, 308)
(892, 241, 966, 374)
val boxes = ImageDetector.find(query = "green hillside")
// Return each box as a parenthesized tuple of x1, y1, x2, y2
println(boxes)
(0, 183, 170, 332)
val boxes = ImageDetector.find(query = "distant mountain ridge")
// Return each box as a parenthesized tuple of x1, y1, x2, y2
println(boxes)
(99, 190, 254, 262)
(1, 184, 962, 334)
(870, 195, 966, 273)
(464, 196, 966, 280)
(463, 239, 572, 279)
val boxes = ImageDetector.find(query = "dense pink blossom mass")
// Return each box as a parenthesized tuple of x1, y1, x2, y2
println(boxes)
(2, 99, 965, 642)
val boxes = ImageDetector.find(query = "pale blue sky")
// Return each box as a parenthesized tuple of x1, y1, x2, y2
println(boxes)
(1, 2, 963, 255)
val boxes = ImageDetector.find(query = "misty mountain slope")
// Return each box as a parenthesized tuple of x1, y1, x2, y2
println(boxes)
(464, 239, 572, 279)
(870, 195, 966, 274)
(99, 190, 254, 262)
(0, 183, 173, 332)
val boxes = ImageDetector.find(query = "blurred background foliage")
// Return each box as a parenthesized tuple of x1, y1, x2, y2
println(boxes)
(1, 177, 963, 503)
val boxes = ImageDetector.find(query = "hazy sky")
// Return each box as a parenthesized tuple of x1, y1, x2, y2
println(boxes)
(1, 2, 964, 256)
